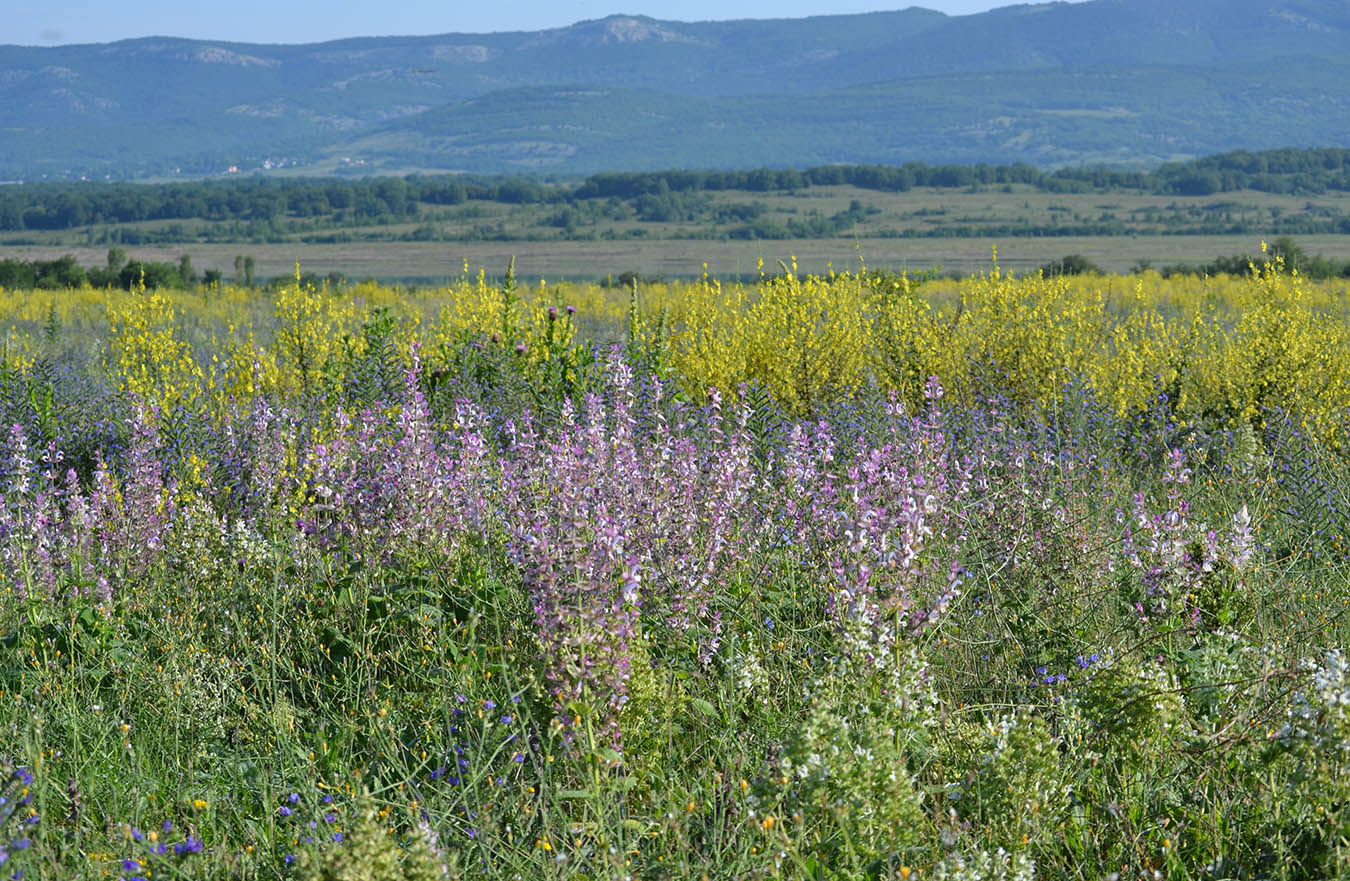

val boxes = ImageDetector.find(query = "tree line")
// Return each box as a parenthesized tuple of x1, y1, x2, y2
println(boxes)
(3, 148, 1350, 234)
(0, 249, 271, 290)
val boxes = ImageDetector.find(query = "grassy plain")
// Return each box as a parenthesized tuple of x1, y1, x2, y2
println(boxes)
(6, 183, 1350, 281)
(7, 233, 1350, 284)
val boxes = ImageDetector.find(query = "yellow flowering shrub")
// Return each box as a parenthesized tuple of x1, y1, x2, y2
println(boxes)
(106, 288, 204, 413)
(3, 255, 1344, 444)
(272, 267, 360, 396)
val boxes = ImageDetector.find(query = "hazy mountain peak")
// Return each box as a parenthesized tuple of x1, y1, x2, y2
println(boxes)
(186, 47, 279, 67)
(521, 14, 702, 49)
(431, 44, 500, 64)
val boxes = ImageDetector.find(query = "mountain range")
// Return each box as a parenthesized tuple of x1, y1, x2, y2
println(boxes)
(2, 0, 1348, 180)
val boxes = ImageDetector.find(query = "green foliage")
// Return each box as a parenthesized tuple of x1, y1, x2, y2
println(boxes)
(296, 798, 449, 881)
(1039, 254, 1101, 277)
(32, 255, 87, 289)
(1072, 655, 1185, 755)
(951, 712, 1070, 849)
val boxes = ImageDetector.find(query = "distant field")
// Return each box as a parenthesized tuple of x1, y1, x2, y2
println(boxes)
(5, 180, 1350, 282)
(5, 233, 1350, 283)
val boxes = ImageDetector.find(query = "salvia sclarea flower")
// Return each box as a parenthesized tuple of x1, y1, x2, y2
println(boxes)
(634, 381, 761, 656)
(1121, 448, 1256, 624)
(1, 426, 112, 601)
(502, 353, 782, 748)
(774, 418, 841, 555)
(0, 400, 217, 603)
(1, 424, 46, 598)
(503, 367, 644, 750)
(295, 348, 497, 560)
(805, 378, 974, 655)
(242, 397, 295, 521)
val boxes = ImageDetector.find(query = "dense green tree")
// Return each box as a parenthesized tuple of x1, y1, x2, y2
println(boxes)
(179, 254, 196, 287)
(0, 258, 36, 288)
(118, 260, 181, 290)
(33, 255, 87, 289)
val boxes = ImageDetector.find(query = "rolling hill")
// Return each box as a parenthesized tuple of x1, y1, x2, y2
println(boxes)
(1, 0, 1347, 178)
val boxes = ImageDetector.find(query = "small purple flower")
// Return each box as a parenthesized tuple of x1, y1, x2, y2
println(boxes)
(173, 836, 203, 855)
(288, 792, 299, 804)
(500, 715, 513, 724)
(278, 807, 292, 818)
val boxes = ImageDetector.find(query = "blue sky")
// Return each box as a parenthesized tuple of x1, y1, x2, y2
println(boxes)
(7, 1, 1075, 46)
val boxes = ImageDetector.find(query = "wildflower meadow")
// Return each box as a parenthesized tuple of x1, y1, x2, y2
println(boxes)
(1, 253, 1349, 880)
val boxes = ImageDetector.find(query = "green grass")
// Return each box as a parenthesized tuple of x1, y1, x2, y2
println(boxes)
(9, 231, 1350, 284)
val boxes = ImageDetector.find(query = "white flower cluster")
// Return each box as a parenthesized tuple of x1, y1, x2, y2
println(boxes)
(733, 646, 770, 705)
(228, 518, 272, 571)
(1278, 648, 1350, 753)
(932, 848, 1036, 881)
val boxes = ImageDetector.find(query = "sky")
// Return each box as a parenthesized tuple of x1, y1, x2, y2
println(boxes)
(5, 0, 1073, 47)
